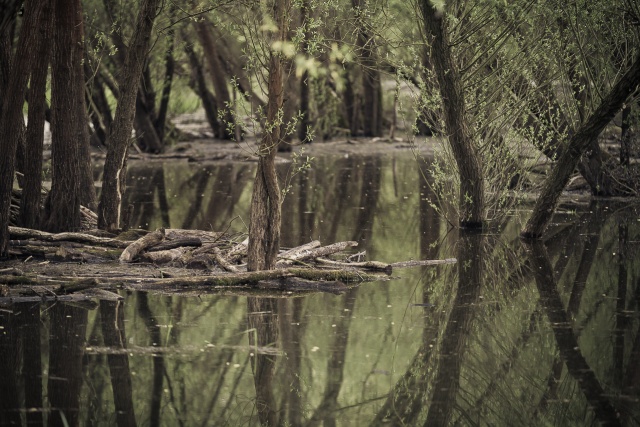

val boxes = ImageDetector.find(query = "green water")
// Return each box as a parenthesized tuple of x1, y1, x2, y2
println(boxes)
(1, 153, 639, 426)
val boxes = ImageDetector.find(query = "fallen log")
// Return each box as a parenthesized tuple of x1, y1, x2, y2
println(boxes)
(120, 229, 165, 262)
(9, 226, 130, 248)
(277, 241, 359, 266)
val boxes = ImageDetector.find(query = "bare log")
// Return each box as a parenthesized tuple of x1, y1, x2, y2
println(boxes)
(390, 258, 458, 268)
(120, 228, 165, 263)
(140, 247, 189, 264)
(148, 237, 202, 252)
(278, 240, 321, 259)
(277, 241, 359, 266)
(212, 247, 239, 272)
(9, 226, 130, 248)
(165, 228, 223, 242)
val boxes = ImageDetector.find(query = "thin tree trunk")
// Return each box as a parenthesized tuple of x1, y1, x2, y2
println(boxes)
(21, 1, 53, 229)
(195, 18, 234, 140)
(0, 0, 49, 254)
(184, 41, 221, 137)
(521, 54, 640, 239)
(155, 4, 176, 143)
(247, 0, 291, 271)
(420, 1, 484, 228)
(298, 0, 312, 142)
(98, 0, 161, 231)
(352, 0, 382, 137)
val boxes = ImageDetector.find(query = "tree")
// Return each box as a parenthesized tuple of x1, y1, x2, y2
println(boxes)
(0, 0, 48, 255)
(194, 16, 235, 140)
(42, 0, 96, 232)
(98, 0, 162, 231)
(352, 0, 383, 137)
(419, 0, 485, 228)
(21, 0, 54, 229)
(247, 0, 291, 271)
(521, 54, 640, 239)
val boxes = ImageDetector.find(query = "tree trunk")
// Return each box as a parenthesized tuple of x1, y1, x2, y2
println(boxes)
(184, 41, 221, 137)
(298, 0, 312, 142)
(98, 0, 161, 231)
(522, 54, 640, 239)
(134, 66, 163, 153)
(155, 4, 176, 143)
(21, 1, 53, 229)
(352, 0, 383, 137)
(0, 0, 48, 255)
(195, 18, 234, 140)
(420, 1, 485, 228)
(86, 67, 114, 146)
(247, 0, 291, 271)
(43, 0, 94, 232)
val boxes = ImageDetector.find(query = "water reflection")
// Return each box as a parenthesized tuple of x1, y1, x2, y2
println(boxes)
(1, 154, 640, 426)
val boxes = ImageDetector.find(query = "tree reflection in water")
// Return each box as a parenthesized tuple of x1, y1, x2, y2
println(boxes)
(2, 157, 640, 426)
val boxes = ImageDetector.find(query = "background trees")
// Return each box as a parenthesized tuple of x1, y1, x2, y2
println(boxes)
(0, 0, 638, 255)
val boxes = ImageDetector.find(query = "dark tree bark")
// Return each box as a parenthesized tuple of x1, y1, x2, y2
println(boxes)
(21, 2, 52, 229)
(521, 54, 640, 239)
(184, 41, 222, 137)
(352, 0, 383, 137)
(420, 1, 485, 228)
(247, 0, 291, 271)
(0, 0, 48, 255)
(42, 0, 94, 232)
(98, 0, 161, 231)
(195, 17, 234, 140)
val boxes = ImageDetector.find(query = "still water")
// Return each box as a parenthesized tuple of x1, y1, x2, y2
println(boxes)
(1, 153, 639, 426)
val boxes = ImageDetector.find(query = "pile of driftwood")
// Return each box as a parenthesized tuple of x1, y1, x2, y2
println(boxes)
(0, 226, 456, 304)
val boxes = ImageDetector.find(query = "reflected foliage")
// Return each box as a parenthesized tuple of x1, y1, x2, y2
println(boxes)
(2, 157, 640, 426)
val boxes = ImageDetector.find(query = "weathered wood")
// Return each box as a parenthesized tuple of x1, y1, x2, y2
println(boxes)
(277, 241, 359, 266)
(278, 240, 321, 259)
(9, 226, 130, 248)
(390, 258, 458, 268)
(212, 247, 239, 272)
(119, 228, 165, 263)
(140, 247, 188, 264)
(165, 229, 223, 242)
(148, 237, 202, 252)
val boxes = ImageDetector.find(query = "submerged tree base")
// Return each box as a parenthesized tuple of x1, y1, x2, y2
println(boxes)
(0, 226, 456, 303)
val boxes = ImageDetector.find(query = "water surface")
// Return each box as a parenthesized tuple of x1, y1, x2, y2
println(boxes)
(1, 153, 639, 426)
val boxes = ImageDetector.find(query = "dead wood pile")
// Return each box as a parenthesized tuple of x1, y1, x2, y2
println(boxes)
(1, 226, 456, 304)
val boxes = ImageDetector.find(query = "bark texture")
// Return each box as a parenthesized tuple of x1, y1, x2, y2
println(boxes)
(43, 0, 92, 232)
(522, 54, 640, 239)
(98, 0, 161, 231)
(420, 2, 485, 228)
(0, 0, 48, 255)
(247, 0, 291, 271)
